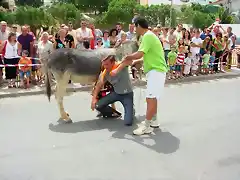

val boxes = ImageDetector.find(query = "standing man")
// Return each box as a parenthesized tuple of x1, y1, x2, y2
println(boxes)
(111, 17, 168, 135)
(76, 20, 93, 49)
(0, 21, 9, 42)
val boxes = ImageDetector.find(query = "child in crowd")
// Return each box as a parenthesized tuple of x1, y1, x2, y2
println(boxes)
(18, 50, 32, 89)
(167, 45, 177, 79)
(191, 54, 200, 76)
(176, 45, 185, 78)
(202, 50, 211, 74)
(209, 52, 216, 74)
(183, 52, 192, 76)
(95, 38, 103, 49)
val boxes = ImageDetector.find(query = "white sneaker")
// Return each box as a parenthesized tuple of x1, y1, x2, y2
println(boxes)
(133, 120, 153, 135)
(151, 115, 160, 128)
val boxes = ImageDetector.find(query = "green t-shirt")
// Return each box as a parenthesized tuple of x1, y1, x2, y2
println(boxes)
(203, 54, 210, 64)
(138, 31, 167, 73)
(168, 51, 177, 66)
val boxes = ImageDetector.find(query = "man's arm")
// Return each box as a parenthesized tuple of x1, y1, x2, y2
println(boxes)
(111, 51, 144, 76)
(92, 73, 105, 100)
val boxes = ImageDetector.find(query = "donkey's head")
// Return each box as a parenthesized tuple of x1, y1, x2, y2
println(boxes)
(115, 40, 139, 61)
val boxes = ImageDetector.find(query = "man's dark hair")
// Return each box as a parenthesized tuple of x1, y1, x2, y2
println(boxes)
(134, 17, 148, 29)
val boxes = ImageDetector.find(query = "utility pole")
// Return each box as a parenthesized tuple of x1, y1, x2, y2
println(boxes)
(170, 0, 173, 27)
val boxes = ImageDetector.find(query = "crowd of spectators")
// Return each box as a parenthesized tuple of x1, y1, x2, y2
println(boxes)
(0, 19, 239, 88)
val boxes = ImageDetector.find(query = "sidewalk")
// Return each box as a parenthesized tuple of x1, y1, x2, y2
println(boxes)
(1, 68, 240, 98)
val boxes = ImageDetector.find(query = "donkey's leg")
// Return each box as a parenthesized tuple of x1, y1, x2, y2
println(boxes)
(55, 73, 71, 121)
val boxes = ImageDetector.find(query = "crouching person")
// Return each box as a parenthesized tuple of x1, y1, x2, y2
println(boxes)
(91, 55, 134, 126)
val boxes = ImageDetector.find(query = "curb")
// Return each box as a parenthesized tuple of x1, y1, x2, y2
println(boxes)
(0, 73, 240, 99)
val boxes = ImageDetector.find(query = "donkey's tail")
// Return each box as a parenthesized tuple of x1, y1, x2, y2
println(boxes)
(45, 67, 51, 102)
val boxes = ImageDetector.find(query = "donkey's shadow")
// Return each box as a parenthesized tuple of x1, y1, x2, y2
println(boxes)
(49, 115, 180, 154)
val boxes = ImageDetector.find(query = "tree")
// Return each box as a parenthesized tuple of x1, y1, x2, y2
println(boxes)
(218, 7, 235, 24)
(15, 0, 44, 7)
(101, 0, 137, 24)
(135, 4, 171, 26)
(10, 6, 56, 35)
(192, 11, 214, 29)
(47, 3, 82, 26)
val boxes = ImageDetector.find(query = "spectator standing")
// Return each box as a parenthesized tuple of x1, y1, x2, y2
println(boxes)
(54, 29, 68, 49)
(183, 30, 191, 57)
(17, 26, 34, 58)
(17, 26, 35, 82)
(168, 28, 177, 47)
(102, 30, 110, 48)
(167, 45, 177, 79)
(212, 32, 224, 72)
(63, 26, 75, 48)
(67, 22, 77, 47)
(116, 23, 124, 40)
(160, 27, 170, 63)
(200, 28, 212, 41)
(38, 32, 53, 63)
(109, 28, 118, 48)
(190, 29, 202, 75)
(11, 24, 20, 38)
(18, 50, 31, 88)
(0, 32, 21, 88)
(0, 21, 9, 42)
(126, 24, 135, 40)
(76, 20, 93, 49)
(174, 24, 183, 41)
(89, 23, 103, 49)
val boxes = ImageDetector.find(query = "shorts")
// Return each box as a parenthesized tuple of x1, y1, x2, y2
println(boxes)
(175, 65, 182, 72)
(169, 65, 175, 71)
(19, 70, 31, 79)
(146, 70, 166, 99)
(202, 64, 208, 68)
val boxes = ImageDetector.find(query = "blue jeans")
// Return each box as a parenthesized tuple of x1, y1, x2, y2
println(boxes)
(95, 91, 134, 125)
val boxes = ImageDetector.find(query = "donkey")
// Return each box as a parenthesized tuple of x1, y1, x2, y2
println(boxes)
(45, 40, 139, 121)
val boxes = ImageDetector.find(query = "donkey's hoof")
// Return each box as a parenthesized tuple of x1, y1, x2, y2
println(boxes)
(66, 112, 69, 117)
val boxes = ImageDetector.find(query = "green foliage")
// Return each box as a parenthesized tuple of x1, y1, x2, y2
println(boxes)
(0, 1, 235, 32)
(101, 0, 137, 24)
(135, 4, 171, 26)
(15, 0, 44, 8)
(47, 3, 82, 25)
(192, 11, 214, 29)
(217, 7, 235, 24)
(12, 6, 56, 28)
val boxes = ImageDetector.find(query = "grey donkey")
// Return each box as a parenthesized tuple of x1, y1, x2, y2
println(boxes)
(45, 40, 139, 121)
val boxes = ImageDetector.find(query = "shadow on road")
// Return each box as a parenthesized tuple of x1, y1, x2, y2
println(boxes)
(49, 115, 180, 154)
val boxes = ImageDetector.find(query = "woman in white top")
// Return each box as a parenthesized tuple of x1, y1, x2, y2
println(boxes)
(0, 32, 21, 87)
(38, 32, 53, 63)
(160, 27, 171, 63)
(37, 32, 53, 80)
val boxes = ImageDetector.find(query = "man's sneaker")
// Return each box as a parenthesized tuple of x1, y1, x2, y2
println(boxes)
(151, 115, 160, 128)
(133, 120, 153, 135)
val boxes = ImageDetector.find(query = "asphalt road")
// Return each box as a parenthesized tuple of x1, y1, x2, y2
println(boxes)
(0, 78, 239, 180)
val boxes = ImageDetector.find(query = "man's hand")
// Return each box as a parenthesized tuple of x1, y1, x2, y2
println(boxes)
(91, 97, 98, 111)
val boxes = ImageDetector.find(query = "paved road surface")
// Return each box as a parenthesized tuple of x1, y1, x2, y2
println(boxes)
(0, 78, 239, 180)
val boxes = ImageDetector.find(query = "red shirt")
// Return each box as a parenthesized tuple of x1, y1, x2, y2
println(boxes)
(90, 29, 95, 49)
(177, 53, 185, 65)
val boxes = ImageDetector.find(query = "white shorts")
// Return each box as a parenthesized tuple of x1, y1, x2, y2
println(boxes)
(146, 70, 166, 99)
